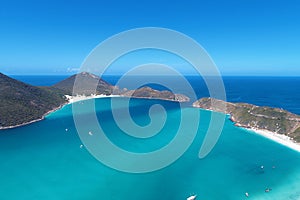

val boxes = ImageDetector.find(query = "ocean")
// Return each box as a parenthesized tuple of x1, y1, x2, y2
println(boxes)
(1, 75, 300, 199)
(12, 75, 300, 115)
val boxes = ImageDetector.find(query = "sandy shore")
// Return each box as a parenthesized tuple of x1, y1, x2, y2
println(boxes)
(245, 127, 300, 153)
(3, 95, 300, 155)
(65, 94, 120, 104)
(66, 97, 300, 153)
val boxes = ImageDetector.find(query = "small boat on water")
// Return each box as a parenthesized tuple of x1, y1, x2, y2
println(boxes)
(187, 195, 197, 200)
(265, 188, 272, 193)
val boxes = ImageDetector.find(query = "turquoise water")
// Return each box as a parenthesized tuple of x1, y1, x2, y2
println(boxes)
(1, 98, 300, 199)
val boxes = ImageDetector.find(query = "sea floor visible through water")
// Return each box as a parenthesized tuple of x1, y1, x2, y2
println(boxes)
(0, 97, 300, 200)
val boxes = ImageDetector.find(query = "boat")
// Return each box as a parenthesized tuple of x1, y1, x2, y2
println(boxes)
(187, 195, 197, 200)
(265, 188, 272, 193)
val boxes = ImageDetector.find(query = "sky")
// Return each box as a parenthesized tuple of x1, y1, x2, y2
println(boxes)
(0, 0, 299, 76)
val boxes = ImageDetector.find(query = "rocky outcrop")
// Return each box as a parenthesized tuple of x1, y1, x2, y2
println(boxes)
(53, 72, 116, 95)
(121, 86, 190, 102)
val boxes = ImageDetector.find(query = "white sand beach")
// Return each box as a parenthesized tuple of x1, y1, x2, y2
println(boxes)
(65, 94, 120, 104)
(246, 127, 300, 153)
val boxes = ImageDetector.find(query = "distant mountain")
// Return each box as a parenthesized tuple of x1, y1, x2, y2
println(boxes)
(53, 72, 116, 95)
(0, 73, 67, 128)
(193, 97, 300, 142)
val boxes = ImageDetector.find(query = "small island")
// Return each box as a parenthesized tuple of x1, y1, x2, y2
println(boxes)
(193, 97, 300, 149)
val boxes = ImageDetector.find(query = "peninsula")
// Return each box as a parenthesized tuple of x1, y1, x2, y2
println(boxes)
(121, 86, 190, 102)
(0, 72, 189, 129)
(193, 97, 300, 147)
(0, 73, 67, 129)
(2, 70, 300, 153)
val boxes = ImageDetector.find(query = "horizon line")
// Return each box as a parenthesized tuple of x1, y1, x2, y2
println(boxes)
(6, 73, 300, 78)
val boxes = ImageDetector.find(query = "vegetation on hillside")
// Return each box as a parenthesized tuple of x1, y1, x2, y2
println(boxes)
(193, 97, 300, 142)
(0, 72, 189, 128)
(0, 73, 67, 128)
(122, 86, 190, 102)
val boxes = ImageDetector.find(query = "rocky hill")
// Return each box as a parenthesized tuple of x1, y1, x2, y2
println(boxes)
(0, 72, 189, 129)
(0, 73, 67, 128)
(122, 86, 190, 102)
(193, 97, 300, 142)
(53, 72, 117, 95)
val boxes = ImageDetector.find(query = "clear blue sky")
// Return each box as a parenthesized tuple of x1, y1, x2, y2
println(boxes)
(0, 0, 299, 76)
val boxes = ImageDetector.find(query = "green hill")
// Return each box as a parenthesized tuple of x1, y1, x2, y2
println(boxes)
(193, 97, 300, 142)
(0, 72, 189, 129)
(0, 73, 67, 128)
(122, 86, 190, 102)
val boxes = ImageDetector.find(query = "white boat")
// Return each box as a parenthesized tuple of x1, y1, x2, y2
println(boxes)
(187, 195, 197, 200)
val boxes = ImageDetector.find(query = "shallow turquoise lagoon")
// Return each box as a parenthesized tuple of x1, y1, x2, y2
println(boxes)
(1, 98, 300, 200)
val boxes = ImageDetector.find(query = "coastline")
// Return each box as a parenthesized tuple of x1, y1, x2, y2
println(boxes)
(193, 98, 300, 154)
(2, 94, 300, 155)
(66, 94, 189, 104)
(65, 94, 121, 104)
(0, 94, 186, 130)
(0, 103, 67, 130)
(0, 94, 119, 130)
(229, 114, 300, 153)
(120, 95, 190, 103)
(230, 112, 300, 153)
(196, 106, 300, 153)
(244, 127, 300, 153)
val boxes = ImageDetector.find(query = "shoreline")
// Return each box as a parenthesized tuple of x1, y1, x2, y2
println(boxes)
(244, 127, 300, 153)
(0, 94, 186, 130)
(0, 103, 68, 130)
(229, 114, 300, 153)
(0, 94, 119, 130)
(197, 107, 300, 154)
(2, 95, 300, 154)
(66, 94, 189, 104)
(65, 94, 121, 104)
(120, 95, 190, 103)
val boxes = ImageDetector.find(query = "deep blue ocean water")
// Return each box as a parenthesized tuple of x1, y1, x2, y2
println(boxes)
(1, 75, 300, 199)
(12, 75, 300, 115)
